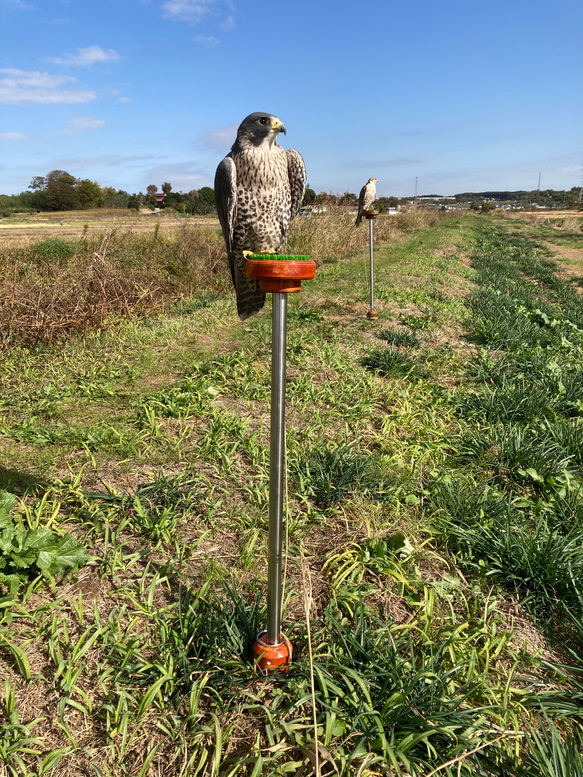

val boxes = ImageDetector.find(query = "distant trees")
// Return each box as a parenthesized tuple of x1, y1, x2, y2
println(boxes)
(23, 171, 102, 211)
(77, 179, 102, 209)
(45, 170, 79, 211)
(314, 191, 338, 207)
(197, 187, 215, 206)
(172, 186, 215, 215)
(20, 172, 131, 211)
(376, 196, 401, 212)
(339, 191, 357, 206)
(455, 189, 582, 209)
(99, 187, 130, 209)
(29, 176, 47, 192)
(137, 184, 215, 215)
(303, 187, 316, 204)
(5, 172, 579, 219)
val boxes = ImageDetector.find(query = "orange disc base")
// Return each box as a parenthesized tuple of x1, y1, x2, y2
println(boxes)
(253, 631, 292, 673)
(259, 278, 304, 293)
(245, 259, 316, 294)
(366, 310, 378, 319)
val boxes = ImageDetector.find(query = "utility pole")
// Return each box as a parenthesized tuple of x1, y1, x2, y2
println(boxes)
(414, 176, 418, 201)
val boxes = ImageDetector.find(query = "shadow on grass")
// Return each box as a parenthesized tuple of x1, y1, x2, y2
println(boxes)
(0, 466, 48, 495)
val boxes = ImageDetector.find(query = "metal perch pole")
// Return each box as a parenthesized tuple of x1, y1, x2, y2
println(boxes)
(245, 254, 316, 672)
(267, 291, 287, 645)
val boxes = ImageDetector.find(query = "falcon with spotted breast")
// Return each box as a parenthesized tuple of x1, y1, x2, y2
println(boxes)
(354, 176, 378, 226)
(214, 112, 306, 320)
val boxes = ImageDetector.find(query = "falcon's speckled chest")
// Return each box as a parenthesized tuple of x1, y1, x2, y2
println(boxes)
(232, 143, 291, 253)
(363, 182, 376, 209)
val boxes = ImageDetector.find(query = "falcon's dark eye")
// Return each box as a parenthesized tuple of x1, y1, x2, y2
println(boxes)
(259, 117, 268, 125)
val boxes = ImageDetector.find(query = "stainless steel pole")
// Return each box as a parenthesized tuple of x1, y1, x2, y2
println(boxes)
(368, 216, 375, 312)
(267, 291, 287, 645)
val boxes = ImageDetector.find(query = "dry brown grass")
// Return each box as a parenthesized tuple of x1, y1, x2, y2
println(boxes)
(507, 209, 582, 227)
(0, 224, 230, 349)
(561, 215, 583, 232)
(0, 252, 158, 348)
(287, 206, 442, 264)
(0, 207, 447, 349)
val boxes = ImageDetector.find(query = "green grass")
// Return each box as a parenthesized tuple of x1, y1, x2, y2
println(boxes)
(1, 213, 583, 776)
(430, 220, 583, 670)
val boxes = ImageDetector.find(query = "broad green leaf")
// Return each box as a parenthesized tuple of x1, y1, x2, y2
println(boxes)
(36, 533, 89, 577)
(0, 491, 17, 515)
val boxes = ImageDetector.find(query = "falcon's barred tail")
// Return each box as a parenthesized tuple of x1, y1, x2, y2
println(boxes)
(355, 213, 362, 227)
(232, 251, 266, 320)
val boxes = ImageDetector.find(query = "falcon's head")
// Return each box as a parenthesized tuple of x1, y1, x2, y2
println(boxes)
(367, 177, 378, 184)
(233, 112, 287, 150)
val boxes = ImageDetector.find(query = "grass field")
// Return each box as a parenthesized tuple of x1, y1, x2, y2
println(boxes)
(1, 210, 583, 776)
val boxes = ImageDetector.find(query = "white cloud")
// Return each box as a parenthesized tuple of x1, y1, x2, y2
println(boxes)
(58, 117, 106, 134)
(221, 14, 234, 31)
(162, 0, 214, 23)
(200, 124, 237, 150)
(162, 0, 234, 28)
(0, 131, 27, 140)
(0, 69, 96, 104)
(51, 46, 120, 67)
(194, 35, 219, 47)
(118, 96, 132, 103)
(2, 0, 34, 10)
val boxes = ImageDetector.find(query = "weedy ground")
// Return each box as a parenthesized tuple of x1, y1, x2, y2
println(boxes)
(1, 210, 583, 776)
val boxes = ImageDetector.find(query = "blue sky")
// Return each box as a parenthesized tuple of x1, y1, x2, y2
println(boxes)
(1, 0, 581, 198)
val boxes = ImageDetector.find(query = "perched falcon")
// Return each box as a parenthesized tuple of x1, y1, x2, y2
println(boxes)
(214, 112, 306, 320)
(354, 177, 378, 226)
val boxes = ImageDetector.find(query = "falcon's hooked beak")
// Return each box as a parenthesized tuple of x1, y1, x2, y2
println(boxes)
(271, 118, 286, 135)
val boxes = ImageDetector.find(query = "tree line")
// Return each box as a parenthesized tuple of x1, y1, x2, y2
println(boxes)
(1, 170, 580, 218)
(0, 171, 217, 216)
(455, 188, 582, 209)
